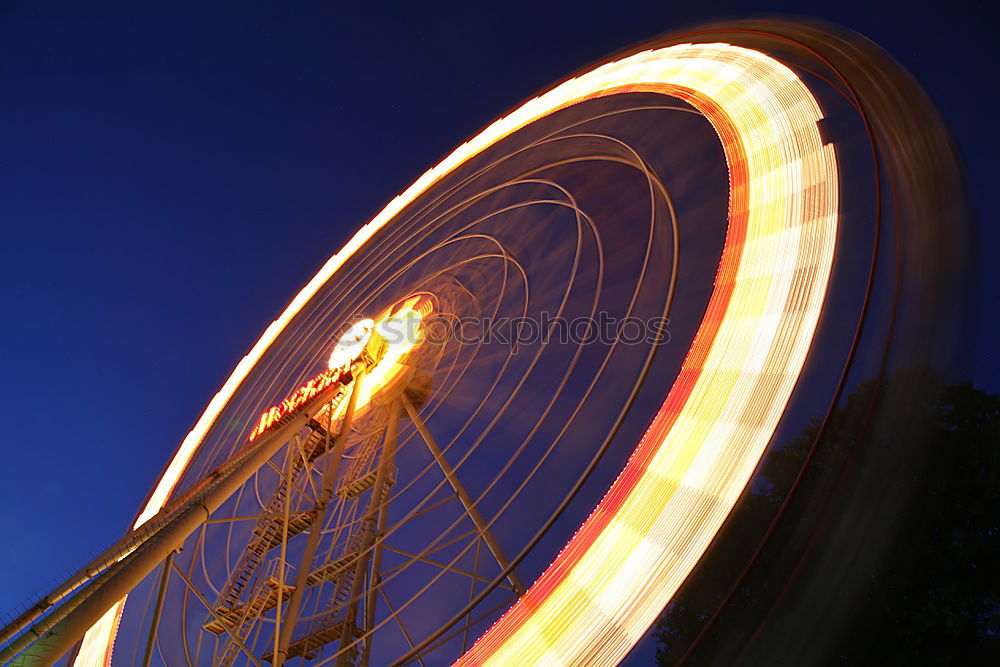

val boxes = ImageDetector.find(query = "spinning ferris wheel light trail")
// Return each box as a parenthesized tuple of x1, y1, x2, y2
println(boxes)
(0, 17, 970, 667)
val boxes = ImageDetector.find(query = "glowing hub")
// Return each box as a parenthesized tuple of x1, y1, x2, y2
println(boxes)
(342, 295, 432, 413)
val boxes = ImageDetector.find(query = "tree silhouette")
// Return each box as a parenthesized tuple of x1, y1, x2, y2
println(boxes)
(654, 377, 1000, 664)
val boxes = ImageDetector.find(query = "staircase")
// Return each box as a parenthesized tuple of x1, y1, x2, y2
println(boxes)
(210, 560, 296, 666)
(336, 465, 397, 500)
(204, 387, 351, 664)
(257, 428, 392, 664)
(261, 619, 361, 662)
(203, 574, 295, 634)
(210, 389, 347, 614)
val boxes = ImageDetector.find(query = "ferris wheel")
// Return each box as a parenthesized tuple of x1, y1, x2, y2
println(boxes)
(0, 18, 970, 667)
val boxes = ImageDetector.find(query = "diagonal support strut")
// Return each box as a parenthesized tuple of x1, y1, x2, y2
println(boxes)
(401, 394, 525, 597)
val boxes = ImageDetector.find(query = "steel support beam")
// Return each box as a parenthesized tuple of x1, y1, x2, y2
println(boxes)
(273, 371, 365, 666)
(169, 559, 263, 667)
(1, 377, 351, 666)
(336, 398, 401, 667)
(140, 551, 173, 667)
(380, 546, 513, 591)
(361, 443, 393, 667)
(270, 433, 297, 664)
(401, 395, 525, 596)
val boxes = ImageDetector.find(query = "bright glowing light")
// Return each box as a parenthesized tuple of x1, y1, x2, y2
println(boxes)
(246, 368, 347, 442)
(334, 298, 429, 417)
(76, 43, 836, 665)
(457, 45, 837, 666)
(244, 318, 376, 443)
(329, 318, 375, 372)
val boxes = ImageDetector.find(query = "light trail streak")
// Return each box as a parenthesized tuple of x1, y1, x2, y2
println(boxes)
(74, 43, 836, 665)
(457, 45, 837, 666)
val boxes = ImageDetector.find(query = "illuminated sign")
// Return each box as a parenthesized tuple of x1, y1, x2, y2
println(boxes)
(247, 319, 376, 442)
(247, 367, 347, 441)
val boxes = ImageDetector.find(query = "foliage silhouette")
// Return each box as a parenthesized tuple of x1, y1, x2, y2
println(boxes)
(654, 376, 1000, 664)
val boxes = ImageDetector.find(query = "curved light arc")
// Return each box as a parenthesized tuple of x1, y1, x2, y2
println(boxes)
(76, 43, 837, 665)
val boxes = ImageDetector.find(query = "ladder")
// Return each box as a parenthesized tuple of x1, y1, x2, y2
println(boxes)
(264, 427, 391, 664)
(212, 559, 296, 666)
(210, 388, 348, 615)
(205, 387, 350, 663)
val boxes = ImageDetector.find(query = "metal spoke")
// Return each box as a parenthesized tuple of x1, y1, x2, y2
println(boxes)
(140, 551, 174, 667)
(273, 432, 296, 662)
(385, 493, 458, 533)
(420, 529, 478, 558)
(401, 395, 525, 595)
(292, 434, 321, 503)
(378, 530, 479, 583)
(378, 587, 428, 667)
(382, 545, 514, 592)
(264, 459, 313, 502)
(336, 398, 401, 666)
(274, 372, 365, 666)
(414, 592, 519, 661)
(204, 515, 268, 524)
(168, 560, 263, 667)
(462, 538, 482, 652)
(362, 448, 393, 667)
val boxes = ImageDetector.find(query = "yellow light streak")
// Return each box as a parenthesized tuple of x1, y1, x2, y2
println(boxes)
(75, 43, 836, 665)
(458, 45, 837, 666)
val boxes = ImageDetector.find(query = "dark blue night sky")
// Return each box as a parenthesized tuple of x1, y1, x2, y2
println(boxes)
(0, 1, 993, 663)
